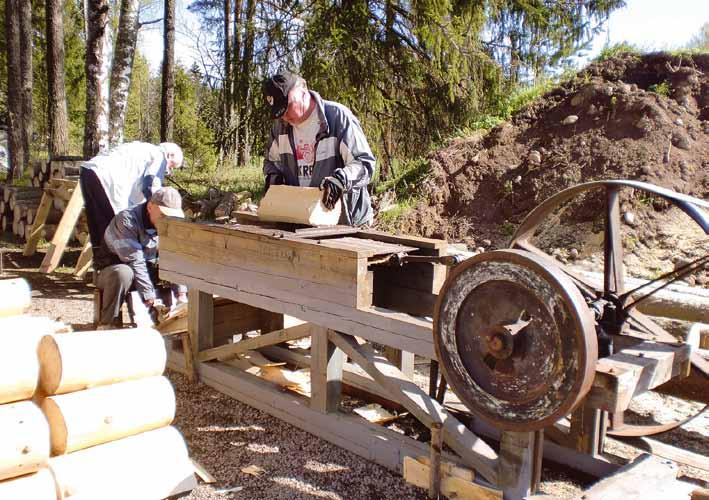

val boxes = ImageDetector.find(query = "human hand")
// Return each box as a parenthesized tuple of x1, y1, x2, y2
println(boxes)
(320, 175, 344, 210)
(176, 292, 188, 304)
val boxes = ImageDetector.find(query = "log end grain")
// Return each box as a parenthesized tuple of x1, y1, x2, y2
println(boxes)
(38, 335, 62, 396)
(40, 398, 68, 456)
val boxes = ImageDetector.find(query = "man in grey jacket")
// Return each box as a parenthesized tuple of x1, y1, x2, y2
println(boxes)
(95, 187, 187, 328)
(262, 72, 375, 226)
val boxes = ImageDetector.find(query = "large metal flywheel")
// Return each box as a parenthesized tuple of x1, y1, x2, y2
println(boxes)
(433, 249, 598, 431)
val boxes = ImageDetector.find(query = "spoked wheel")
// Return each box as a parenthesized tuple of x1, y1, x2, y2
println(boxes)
(433, 249, 598, 431)
(509, 180, 709, 436)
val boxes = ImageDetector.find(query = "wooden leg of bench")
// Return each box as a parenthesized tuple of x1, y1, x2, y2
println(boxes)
(181, 332, 196, 383)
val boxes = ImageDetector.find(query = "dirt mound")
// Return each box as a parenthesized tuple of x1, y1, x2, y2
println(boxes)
(398, 52, 709, 270)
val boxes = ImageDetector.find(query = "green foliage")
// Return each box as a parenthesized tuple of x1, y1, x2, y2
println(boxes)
(596, 42, 640, 62)
(374, 158, 430, 199)
(172, 161, 265, 201)
(648, 81, 671, 96)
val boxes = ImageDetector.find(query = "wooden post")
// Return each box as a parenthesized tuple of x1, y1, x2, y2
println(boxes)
(570, 403, 607, 456)
(384, 347, 415, 379)
(429, 422, 443, 499)
(310, 326, 344, 413)
(498, 431, 542, 500)
(188, 289, 213, 378)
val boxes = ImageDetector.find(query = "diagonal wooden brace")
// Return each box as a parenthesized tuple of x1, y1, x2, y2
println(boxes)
(328, 330, 499, 485)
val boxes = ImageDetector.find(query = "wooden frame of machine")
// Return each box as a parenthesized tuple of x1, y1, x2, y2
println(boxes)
(158, 180, 708, 500)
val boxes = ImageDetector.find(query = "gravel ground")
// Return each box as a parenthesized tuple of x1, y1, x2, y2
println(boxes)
(2, 238, 706, 499)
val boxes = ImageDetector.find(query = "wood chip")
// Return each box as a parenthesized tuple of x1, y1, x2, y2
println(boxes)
(353, 403, 398, 424)
(241, 465, 265, 477)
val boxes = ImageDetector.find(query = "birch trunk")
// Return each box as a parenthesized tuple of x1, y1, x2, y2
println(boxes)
(108, 0, 140, 146)
(46, 0, 71, 157)
(160, 0, 176, 142)
(83, 0, 111, 158)
(19, 0, 33, 174)
(5, 0, 24, 182)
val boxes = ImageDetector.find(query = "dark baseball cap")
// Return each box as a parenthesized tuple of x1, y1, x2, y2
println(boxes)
(151, 187, 184, 218)
(263, 71, 299, 118)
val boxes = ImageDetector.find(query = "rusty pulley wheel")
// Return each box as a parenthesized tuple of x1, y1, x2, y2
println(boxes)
(433, 249, 598, 431)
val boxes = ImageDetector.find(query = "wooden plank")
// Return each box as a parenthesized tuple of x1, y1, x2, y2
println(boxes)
(197, 323, 312, 362)
(310, 326, 344, 413)
(159, 235, 363, 308)
(316, 237, 418, 257)
(166, 349, 467, 476)
(403, 457, 501, 500)
(258, 185, 342, 225)
(582, 453, 684, 500)
(356, 229, 448, 252)
(23, 192, 53, 256)
(328, 331, 499, 484)
(39, 185, 84, 273)
(159, 255, 437, 358)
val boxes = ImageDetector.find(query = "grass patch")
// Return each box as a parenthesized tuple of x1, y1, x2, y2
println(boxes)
(648, 80, 671, 96)
(596, 42, 641, 62)
(374, 157, 430, 199)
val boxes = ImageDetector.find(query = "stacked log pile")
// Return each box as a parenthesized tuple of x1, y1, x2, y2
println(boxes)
(0, 278, 197, 499)
(0, 278, 70, 498)
(1, 158, 83, 242)
(31, 157, 83, 189)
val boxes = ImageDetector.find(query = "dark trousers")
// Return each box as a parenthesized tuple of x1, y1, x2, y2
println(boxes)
(79, 168, 115, 248)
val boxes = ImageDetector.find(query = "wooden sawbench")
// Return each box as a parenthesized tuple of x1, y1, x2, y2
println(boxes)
(155, 217, 697, 499)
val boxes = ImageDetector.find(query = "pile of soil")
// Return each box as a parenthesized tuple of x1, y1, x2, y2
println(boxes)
(397, 52, 709, 281)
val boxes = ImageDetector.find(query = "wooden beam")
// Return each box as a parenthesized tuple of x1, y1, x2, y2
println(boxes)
(166, 350, 468, 476)
(587, 341, 691, 413)
(383, 347, 415, 379)
(40, 184, 84, 273)
(197, 323, 312, 362)
(310, 326, 344, 413)
(327, 331, 499, 484)
(609, 435, 709, 473)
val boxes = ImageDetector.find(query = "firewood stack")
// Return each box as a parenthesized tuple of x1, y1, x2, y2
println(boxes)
(0, 278, 197, 499)
(2, 157, 84, 242)
(31, 157, 83, 189)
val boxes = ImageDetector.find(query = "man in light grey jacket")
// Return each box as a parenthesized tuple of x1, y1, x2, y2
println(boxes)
(262, 72, 375, 226)
(95, 187, 186, 328)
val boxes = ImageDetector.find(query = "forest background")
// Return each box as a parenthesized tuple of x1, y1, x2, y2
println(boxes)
(1, 0, 708, 200)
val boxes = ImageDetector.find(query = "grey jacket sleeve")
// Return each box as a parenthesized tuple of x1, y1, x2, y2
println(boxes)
(337, 112, 375, 191)
(104, 212, 156, 301)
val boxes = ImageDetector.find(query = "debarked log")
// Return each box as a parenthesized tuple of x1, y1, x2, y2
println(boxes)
(38, 328, 166, 395)
(41, 376, 176, 455)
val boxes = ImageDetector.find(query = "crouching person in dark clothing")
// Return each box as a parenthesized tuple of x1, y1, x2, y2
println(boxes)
(94, 187, 187, 328)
